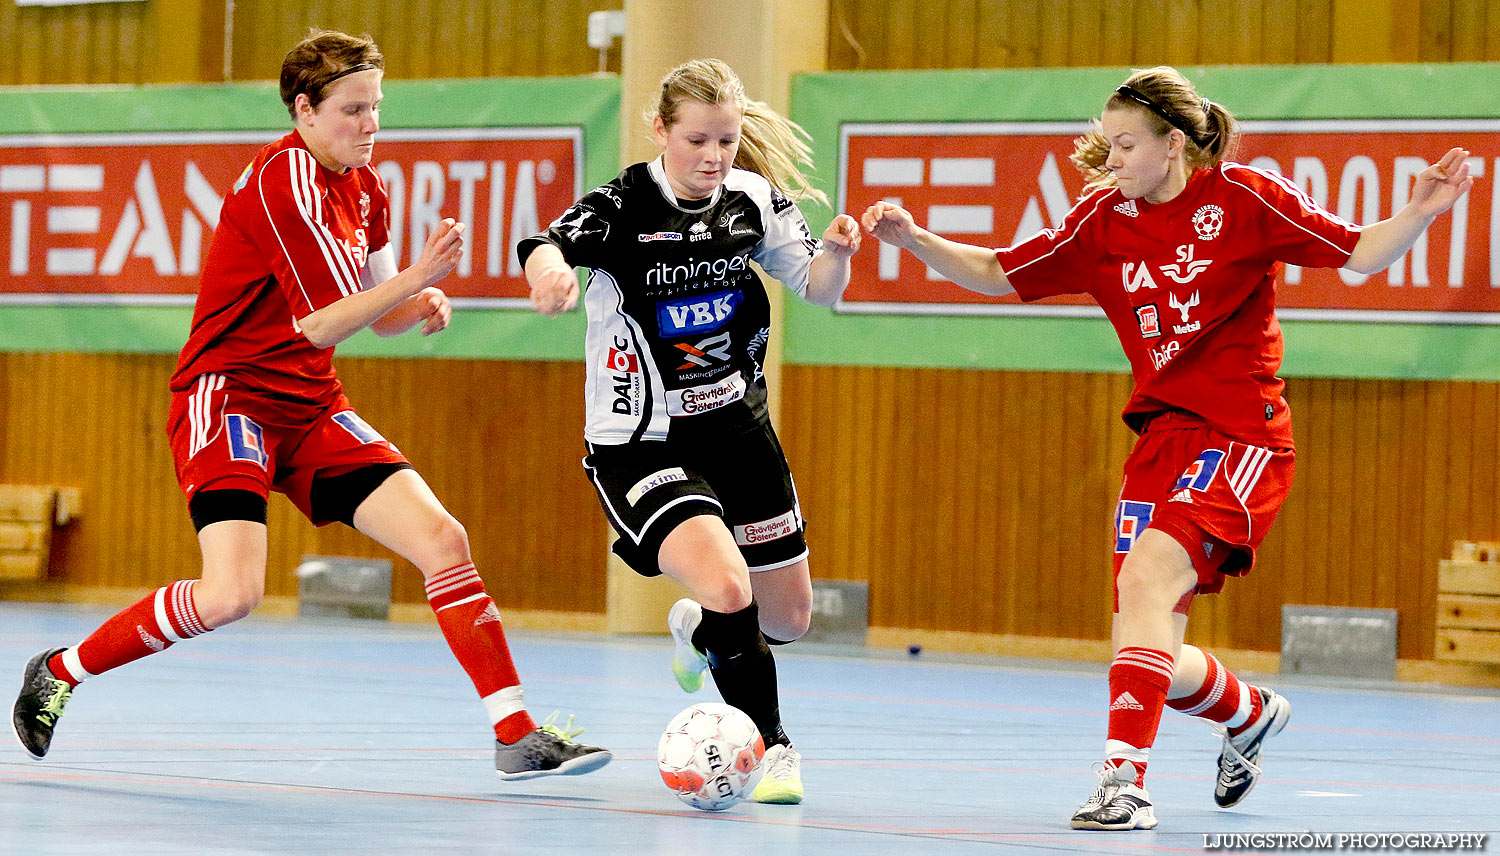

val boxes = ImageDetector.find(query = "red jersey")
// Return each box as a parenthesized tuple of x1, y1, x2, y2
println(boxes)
(170, 130, 389, 410)
(998, 163, 1361, 448)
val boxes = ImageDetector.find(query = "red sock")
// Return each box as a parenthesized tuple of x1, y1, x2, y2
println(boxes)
(1167, 651, 1264, 736)
(1105, 647, 1175, 784)
(425, 562, 536, 743)
(48, 580, 210, 687)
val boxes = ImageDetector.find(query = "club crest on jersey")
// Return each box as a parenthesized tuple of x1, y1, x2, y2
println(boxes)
(1192, 204, 1224, 240)
(1121, 261, 1160, 293)
(359, 191, 371, 222)
(638, 231, 683, 242)
(225, 414, 268, 469)
(1159, 244, 1213, 284)
(658, 290, 741, 336)
(719, 211, 755, 236)
(1135, 303, 1161, 339)
(1169, 291, 1202, 334)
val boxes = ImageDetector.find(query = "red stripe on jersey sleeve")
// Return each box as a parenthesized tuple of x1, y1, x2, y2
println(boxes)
(1220, 163, 1361, 269)
(996, 187, 1115, 302)
(257, 149, 363, 317)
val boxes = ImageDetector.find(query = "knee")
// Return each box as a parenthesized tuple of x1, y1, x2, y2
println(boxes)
(699, 572, 754, 615)
(760, 600, 811, 642)
(418, 514, 471, 571)
(1116, 556, 1181, 614)
(194, 577, 264, 628)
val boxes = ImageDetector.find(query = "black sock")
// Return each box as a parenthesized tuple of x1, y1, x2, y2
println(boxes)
(693, 601, 789, 747)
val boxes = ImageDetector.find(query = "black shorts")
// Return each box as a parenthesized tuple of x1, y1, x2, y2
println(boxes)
(583, 420, 807, 577)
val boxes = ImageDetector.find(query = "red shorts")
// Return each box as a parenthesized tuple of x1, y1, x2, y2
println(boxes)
(1112, 411, 1294, 608)
(166, 373, 408, 525)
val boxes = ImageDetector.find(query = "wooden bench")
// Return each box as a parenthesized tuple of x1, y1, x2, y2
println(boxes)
(0, 485, 81, 581)
(1436, 541, 1500, 664)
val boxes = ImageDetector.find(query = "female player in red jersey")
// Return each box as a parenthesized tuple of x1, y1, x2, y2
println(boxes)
(11, 30, 609, 782)
(862, 66, 1472, 830)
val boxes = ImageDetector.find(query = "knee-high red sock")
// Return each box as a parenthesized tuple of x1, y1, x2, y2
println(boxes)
(425, 562, 537, 743)
(1166, 650, 1265, 736)
(48, 580, 210, 687)
(1105, 646, 1175, 784)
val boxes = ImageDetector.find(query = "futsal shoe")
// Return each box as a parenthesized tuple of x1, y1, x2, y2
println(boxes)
(12, 648, 72, 760)
(494, 713, 612, 781)
(751, 742, 804, 804)
(1214, 687, 1292, 807)
(1070, 762, 1158, 830)
(667, 598, 710, 693)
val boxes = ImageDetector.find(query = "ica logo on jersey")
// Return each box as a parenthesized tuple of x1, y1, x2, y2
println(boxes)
(657, 290, 741, 336)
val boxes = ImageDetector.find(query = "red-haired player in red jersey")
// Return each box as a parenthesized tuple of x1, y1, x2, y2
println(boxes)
(862, 66, 1472, 830)
(11, 30, 610, 782)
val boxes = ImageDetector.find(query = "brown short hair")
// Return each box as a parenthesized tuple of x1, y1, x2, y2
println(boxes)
(279, 29, 384, 120)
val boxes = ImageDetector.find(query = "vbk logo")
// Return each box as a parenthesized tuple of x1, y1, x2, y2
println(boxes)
(1135, 303, 1161, 339)
(1115, 500, 1155, 553)
(658, 290, 741, 335)
(225, 414, 268, 469)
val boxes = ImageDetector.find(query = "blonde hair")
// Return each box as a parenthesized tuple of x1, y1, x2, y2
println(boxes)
(648, 58, 829, 207)
(1071, 66, 1239, 196)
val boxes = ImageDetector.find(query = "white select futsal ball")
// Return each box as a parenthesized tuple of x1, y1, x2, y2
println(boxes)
(658, 702, 766, 811)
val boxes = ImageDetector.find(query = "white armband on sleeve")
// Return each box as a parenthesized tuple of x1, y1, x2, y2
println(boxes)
(362, 245, 399, 290)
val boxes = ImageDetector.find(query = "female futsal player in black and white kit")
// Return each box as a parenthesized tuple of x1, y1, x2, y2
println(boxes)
(519, 58, 860, 804)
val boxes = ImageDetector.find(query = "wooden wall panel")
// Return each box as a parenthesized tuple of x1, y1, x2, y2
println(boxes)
(824, 0, 1500, 69)
(224, 0, 622, 83)
(0, 353, 606, 614)
(781, 365, 1500, 660)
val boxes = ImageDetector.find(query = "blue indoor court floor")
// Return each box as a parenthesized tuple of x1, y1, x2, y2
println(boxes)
(2, 601, 1497, 855)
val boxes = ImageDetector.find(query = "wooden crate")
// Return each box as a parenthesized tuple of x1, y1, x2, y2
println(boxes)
(0, 485, 81, 581)
(1436, 559, 1500, 663)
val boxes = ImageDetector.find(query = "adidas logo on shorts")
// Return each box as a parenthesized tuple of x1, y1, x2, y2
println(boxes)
(1169, 488, 1193, 504)
(1110, 691, 1145, 711)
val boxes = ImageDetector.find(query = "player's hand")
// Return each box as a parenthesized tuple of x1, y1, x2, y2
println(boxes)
(822, 214, 861, 259)
(529, 263, 578, 317)
(1410, 147, 1474, 219)
(414, 287, 451, 335)
(861, 201, 919, 249)
(415, 218, 466, 287)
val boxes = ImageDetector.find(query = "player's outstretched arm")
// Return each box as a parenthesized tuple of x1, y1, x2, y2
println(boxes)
(524, 242, 579, 317)
(300, 218, 465, 347)
(1346, 147, 1474, 274)
(860, 201, 1015, 297)
(803, 214, 861, 307)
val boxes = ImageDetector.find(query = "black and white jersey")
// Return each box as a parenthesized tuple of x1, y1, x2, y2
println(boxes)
(518, 156, 819, 445)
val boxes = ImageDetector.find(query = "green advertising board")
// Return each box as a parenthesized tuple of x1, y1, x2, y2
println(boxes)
(0, 77, 619, 359)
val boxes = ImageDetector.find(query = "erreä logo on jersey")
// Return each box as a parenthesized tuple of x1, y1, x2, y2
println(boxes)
(657, 290, 741, 336)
